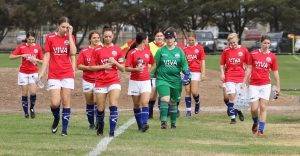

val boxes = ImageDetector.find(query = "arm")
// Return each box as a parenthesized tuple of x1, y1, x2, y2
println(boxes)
(38, 52, 50, 79)
(201, 60, 206, 80)
(9, 53, 30, 60)
(68, 26, 77, 72)
(273, 70, 280, 93)
(220, 65, 225, 82)
(108, 57, 125, 72)
(125, 66, 143, 72)
(242, 65, 252, 84)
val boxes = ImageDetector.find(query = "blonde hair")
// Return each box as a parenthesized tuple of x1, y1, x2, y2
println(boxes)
(227, 33, 239, 41)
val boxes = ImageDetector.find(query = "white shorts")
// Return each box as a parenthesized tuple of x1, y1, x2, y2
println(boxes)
(191, 72, 201, 81)
(82, 79, 95, 93)
(249, 84, 271, 102)
(128, 80, 151, 96)
(225, 82, 242, 94)
(47, 78, 74, 90)
(151, 78, 156, 88)
(18, 72, 38, 86)
(94, 84, 121, 94)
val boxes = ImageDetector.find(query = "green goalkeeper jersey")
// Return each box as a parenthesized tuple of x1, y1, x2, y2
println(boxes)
(154, 46, 189, 88)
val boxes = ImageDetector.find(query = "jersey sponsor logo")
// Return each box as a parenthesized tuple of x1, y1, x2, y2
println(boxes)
(186, 54, 197, 61)
(86, 58, 91, 64)
(162, 54, 167, 57)
(228, 58, 241, 64)
(64, 40, 70, 46)
(266, 57, 272, 63)
(33, 49, 38, 54)
(174, 53, 180, 58)
(254, 60, 268, 69)
(100, 58, 109, 64)
(112, 50, 117, 56)
(144, 53, 149, 59)
(118, 57, 125, 63)
(163, 60, 178, 66)
(53, 47, 68, 54)
(238, 51, 243, 57)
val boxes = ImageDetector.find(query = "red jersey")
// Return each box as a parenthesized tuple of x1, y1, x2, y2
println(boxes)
(12, 43, 43, 74)
(44, 32, 75, 79)
(125, 48, 154, 81)
(77, 46, 99, 83)
(220, 46, 249, 83)
(183, 44, 206, 72)
(94, 44, 125, 87)
(249, 49, 278, 85)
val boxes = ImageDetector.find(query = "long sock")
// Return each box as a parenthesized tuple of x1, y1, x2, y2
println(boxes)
(21, 96, 29, 115)
(133, 108, 142, 128)
(158, 97, 161, 110)
(226, 102, 235, 119)
(141, 107, 149, 125)
(62, 108, 71, 133)
(252, 117, 258, 124)
(170, 104, 178, 125)
(258, 121, 265, 133)
(29, 94, 36, 109)
(185, 97, 192, 112)
(193, 94, 200, 104)
(97, 110, 105, 131)
(160, 101, 169, 122)
(148, 100, 155, 118)
(86, 104, 95, 126)
(51, 106, 60, 120)
(109, 106, 118, 134)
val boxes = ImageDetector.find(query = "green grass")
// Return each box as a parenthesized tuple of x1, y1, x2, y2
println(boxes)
(0, 53, 19, 68)
(0, 112, 299, 155)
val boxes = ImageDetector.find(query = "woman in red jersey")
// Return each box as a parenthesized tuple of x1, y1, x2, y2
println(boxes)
(183, 32, 206, 116)
(9, 32, 43, 118)
(77, 31, 102, 129)
(243, 35, 280, 137)
(93, 26, 125, 137)
(220, 33, 249, 124)
(39, 16, 77, 136)
(125, 33, 154, 132)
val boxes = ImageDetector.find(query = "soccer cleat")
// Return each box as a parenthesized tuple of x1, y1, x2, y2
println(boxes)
(255, 131, 266, 138)
(195, 103, 200, 114)
(186, 111, 192, 117)
(161, 121, 167, 129)
(61, 131, 68, 136)
(30, 108, 35, 119)
(252, 123, 258, 134)
(237, 110, 244, 121)
(97, 126, 104, 136)
(171, 124, 176, 129)
(51, 118, 59, 134)
(141, 124, 149, 132)
(230, 118, 237, 124)
(25, 114, 29, 118)
(89, 124, 95, 130)
(109, 132, 114, 137)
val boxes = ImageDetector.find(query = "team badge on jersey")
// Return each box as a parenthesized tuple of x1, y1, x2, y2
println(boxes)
(266, 57, 272, 62)
(144, 54, 149, 59)
(34, 49, 38, 54)
(194, 49, 199, 54)
(174, 53, 180, 58)
(238, 51, 243, 57)
(64, 40, 70, 46)
(112, 50, 117, 56)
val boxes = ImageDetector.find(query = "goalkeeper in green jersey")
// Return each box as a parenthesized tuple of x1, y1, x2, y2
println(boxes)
(152, 30, 191, 129)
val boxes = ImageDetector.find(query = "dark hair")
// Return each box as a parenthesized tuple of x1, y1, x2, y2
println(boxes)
(102, 25, 113, 34)
(26, 31, 35, 38)
(260, 35, 271, 42)
(126, 32, 147, 58)
(88, 31, 100, 44)
(154, 30, 163, 36)
(57, 16, 70, 25)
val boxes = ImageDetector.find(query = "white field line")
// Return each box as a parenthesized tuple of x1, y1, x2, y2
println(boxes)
(88, 117, 135, 156)
(293, 55, 300, 61)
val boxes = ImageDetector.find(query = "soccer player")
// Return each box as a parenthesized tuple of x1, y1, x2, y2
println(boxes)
(38, 16, 77, 136)
(148, 31, 165, 119)
(93, 26, 125, 137)
(152, 30, 190, 129)
(77, 31, 102, 129)
(220, 33, 248, 124)
(243, 35, 280, 136)
(9, 32, 43, 118)
(183, 32, 206, 116)
(125, 32, 154, 132)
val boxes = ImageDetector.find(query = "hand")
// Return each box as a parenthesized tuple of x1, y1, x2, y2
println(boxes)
(201, 73, 206, 81)
(102, 63, 112, 70)
(21, 54, 30, 58)
(220, 73, 225, 82)
(67, 25, 73, 35)
(108, 57, 116, 64)
(28, 56, 38, 65)
(274, 85, 280, 95)
(136, 65, 144, 72)
(182, 70, 191, 86)
(240, 83, 247, 89)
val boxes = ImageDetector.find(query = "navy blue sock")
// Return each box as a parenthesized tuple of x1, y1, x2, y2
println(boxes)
(193, 94, 200, 104)
(29, 94, 36, 109)
(226, 102, 235, 119)
(109, 106, 118, 134)
(97, 110, 105, 130)
(141, 107, 149, 125)
(51, 106, 60, 120)
(185, 97, 192, 112)
(258, 121, 265, 133)
(21, 96, 28, 115)
(252, 117, 258, 124)
(62, 108, 71, 133)
(148, 100, 155, 118)
(133, 108, 142, 128)
(86, 104, 95, 125)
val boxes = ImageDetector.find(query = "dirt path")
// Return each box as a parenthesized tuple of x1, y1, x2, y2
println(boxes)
(0, 68, 299, 113)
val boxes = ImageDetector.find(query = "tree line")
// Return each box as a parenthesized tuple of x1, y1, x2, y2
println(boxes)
(0, 0, 299, 47)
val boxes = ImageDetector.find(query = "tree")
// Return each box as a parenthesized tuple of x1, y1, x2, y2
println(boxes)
(0, 0, 10, 43)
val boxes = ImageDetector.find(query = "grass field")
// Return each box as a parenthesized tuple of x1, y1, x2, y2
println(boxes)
(0, 112, 299, 155)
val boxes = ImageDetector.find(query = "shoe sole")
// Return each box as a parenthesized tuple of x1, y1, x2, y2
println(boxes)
(52, 127, 58, 133)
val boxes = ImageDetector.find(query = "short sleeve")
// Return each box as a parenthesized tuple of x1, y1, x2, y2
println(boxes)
(12, 45, 21, 55)
(44, 35, 51, 53)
